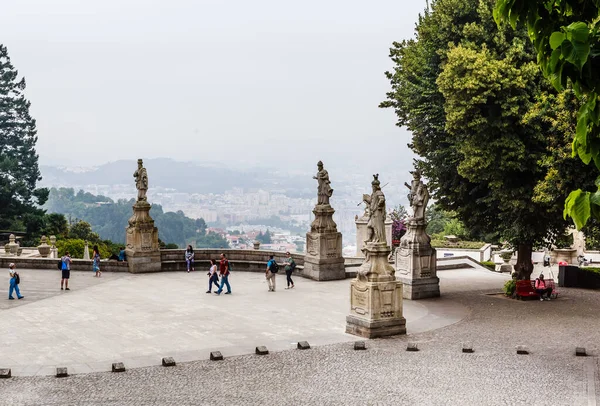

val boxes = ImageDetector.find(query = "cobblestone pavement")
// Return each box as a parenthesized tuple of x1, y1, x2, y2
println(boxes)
(1, 267, 599, 405)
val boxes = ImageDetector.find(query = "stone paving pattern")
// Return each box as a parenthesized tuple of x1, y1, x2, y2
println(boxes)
(1, 265, 599, 405)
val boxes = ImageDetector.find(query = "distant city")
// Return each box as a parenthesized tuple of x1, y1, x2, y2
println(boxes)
(39, 158, 412, 255)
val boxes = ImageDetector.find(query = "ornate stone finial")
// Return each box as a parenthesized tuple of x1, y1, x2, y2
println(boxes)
(317, 160, 323, 167)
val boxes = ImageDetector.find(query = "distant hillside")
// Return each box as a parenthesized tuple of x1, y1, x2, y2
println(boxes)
(40, 158, 315, 196)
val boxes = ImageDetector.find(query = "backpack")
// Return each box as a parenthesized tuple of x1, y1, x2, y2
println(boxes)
(227, 261, 232, 273)
(14, 273, 20, 285)
(290, 259, 296, 271)
(57, 260, 63, 270)
(269, 260, 279, 273)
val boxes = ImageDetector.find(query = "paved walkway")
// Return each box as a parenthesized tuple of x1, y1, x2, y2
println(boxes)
(2, 266, 599, 405)
(0, 267, 488, 376)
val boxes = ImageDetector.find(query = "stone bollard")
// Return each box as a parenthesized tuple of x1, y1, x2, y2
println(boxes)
(253, 241, 261, 250)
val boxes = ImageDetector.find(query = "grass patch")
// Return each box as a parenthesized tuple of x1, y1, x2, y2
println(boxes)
(430, 240, 487, 249)
(480, 260, 496, 270)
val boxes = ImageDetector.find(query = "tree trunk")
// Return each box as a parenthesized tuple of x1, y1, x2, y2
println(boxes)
(513, 243, 533, 280)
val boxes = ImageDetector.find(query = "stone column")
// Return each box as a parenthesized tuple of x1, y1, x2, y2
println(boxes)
(304, 204, 345, 280)
(346, 241, 406, 338)
(395, 217, 440, 299)
(125, 201, 161, 273)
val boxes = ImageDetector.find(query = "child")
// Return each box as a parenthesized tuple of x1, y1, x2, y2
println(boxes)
(92, 245, 102, 277)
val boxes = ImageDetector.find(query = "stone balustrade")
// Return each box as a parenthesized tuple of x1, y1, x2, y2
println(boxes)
(0, 248, 364, 278)
(161, 249, 305, 273)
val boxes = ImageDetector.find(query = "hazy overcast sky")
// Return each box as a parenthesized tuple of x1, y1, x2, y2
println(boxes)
(2, 0, 427, 173)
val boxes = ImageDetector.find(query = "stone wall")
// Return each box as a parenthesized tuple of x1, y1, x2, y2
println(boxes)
(0, 257, 129, 272)
(161, 249, 305, 273)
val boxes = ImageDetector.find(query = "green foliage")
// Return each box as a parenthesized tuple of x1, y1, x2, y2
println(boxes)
(0, 44, 48, 232)
(164, 243, 179, 249)
(481, 260, 496, 270)
(503, 279, 516, 297)
(256, 230, 273, 244)
(494, 0, 600, 229)
(68, 221, 100, 242)
(44, 187, 209, 247)
(430, 239, 486, 249)
(196, 231, 229, 249)
(381, 0, 576, 279)
(582, 267, 600, 274)
(55, 238, 115, 259)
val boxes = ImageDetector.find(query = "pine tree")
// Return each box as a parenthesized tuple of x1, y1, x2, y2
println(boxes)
(0, 44, 48, 230)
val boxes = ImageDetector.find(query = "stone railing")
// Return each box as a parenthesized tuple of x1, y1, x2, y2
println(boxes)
(0, 257, 129, 273)
(161, 249, 305, 273)
(0, 248, 362, 278)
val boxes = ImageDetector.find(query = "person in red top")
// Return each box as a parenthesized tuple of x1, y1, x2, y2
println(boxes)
(215, 253, 231, 295)
(535, 274, 552, 301)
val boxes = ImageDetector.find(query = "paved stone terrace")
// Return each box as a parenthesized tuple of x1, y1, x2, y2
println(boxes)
(0, 267, 475, 376)
(2, 266, 599, 405)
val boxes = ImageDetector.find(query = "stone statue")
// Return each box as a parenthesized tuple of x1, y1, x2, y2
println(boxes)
(363, 174, 387, 244)
(134, 159, 148, 202)
(405, 169, 429, 220)
(313, 161, 333, 205)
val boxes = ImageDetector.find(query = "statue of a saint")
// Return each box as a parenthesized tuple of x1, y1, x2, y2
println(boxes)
(313, 160, 333, 205)
(134, 159, 148, 202)
(405, 169, 429, 220)
(363, 174, 387, 244)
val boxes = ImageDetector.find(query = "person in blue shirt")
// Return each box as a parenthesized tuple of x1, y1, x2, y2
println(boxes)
(118, 247, 126, 262)
(266, 255, 278, 292)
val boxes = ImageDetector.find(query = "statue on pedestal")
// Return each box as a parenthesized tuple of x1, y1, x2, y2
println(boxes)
(125, 158, 161, 273)
(396, 168, 439, 299)
(304, 161, 344, 281)
(134, 159, 148, 202)
(363, 174, 387, 245)
(347, 173, 406, 338)
(404, 169, 429, 220)
(313, 161, 333, 206)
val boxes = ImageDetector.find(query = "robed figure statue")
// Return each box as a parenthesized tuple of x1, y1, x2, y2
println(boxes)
(363, 174, 387, 245)
(134, 159, 149, 202)
(313, 160, 333, 205)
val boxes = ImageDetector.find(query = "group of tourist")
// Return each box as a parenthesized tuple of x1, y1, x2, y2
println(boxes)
(7, 248, 298, 300)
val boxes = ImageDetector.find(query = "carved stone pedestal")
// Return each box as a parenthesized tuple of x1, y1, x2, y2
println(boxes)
(346, 242, 406, 338)
(395, 218, 440, 300)
(304, 204, 345, 281)
(125, 201, 161, 273)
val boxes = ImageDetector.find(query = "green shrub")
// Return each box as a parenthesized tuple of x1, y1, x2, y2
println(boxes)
(503, 279, 516, 297)
(480, 261, 496, 270)
(56, 238, 118, 259)
(430, 240, 487, 249)
(582, 267, 600, 275)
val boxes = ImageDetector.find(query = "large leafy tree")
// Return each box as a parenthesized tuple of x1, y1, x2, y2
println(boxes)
(0, 44, 48, 231)
(381, 0, 573, 279)
(494, 1, 600, 229)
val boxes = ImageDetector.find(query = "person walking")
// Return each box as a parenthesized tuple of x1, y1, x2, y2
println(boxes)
(215, 253, 231, 295)
(266, 255, 279, 292)
(61, 251, 72, 290)
(206, 259, 220, 293)
(92, 245, 102, 277)
(284, 252, 295, 289)
(185, 245, 195, 273)
(8, 263, 24, 300)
